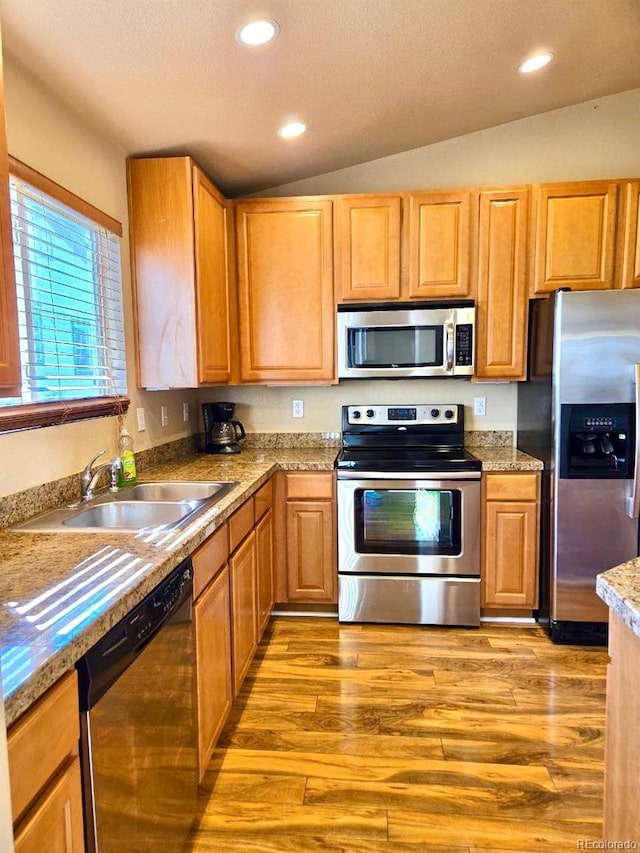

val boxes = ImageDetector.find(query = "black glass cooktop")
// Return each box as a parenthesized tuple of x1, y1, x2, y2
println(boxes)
(335, 447, 482, 473)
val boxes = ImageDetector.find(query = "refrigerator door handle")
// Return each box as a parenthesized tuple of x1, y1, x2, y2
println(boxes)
(627, 363, 640, 519)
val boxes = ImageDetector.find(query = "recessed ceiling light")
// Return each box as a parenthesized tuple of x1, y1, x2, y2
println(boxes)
(278, 122, 307, 139)
(518, 52, 553, 74)
(236, 19, 280, 46)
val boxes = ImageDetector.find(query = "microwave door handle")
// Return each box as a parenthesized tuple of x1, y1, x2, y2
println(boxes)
(627, 363, 640, 519)
(445, 322, 455, 371)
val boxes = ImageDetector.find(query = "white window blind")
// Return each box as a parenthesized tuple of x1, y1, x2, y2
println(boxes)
(0, 175, 127, 407)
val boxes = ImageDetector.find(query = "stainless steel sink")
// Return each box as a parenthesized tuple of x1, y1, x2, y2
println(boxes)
(122, 481, 234, 502)
(10, 480, 238, 533)
(62, 500, 201, 530)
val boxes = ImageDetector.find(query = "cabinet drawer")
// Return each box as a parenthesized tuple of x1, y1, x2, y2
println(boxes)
(254, 479, 273, 522)
(229, 498, 255, 552)
(8, 671, 80, 824)
(285, 472, 334, 500)
(484, 473, 539, 502)
(192, 523, 229, 600)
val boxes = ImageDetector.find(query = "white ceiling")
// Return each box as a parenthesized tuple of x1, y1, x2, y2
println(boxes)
(2, 0, 639, 197)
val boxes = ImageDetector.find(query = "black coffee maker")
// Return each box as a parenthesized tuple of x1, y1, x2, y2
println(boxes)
(202, 402, 246, 454)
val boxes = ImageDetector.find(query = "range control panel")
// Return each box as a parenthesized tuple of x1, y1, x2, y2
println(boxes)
(345, 404, 461, 427)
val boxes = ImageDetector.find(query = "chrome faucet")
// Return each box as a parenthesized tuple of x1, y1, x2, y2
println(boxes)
(80, 451, 122, 501)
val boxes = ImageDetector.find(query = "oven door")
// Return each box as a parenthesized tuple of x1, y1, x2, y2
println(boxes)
(337, 473, 480, 576)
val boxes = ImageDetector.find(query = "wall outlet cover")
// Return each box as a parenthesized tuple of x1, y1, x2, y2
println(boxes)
(136, 407, 146, 431)
(292, 399, 304, 418)
(161, 405, 168, 427)
(183, 402, 189, 422)
(473, 397, 487, 417)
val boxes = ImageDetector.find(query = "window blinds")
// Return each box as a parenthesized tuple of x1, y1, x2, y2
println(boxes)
(1, 176, 127, 406)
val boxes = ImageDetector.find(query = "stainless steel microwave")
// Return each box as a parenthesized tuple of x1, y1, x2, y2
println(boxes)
(337, 301, 475, 379)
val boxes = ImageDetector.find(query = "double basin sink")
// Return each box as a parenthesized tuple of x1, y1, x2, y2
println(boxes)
(12, 480, 238, 533)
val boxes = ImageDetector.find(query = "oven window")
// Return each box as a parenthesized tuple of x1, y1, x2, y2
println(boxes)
(354, 488, 462, 555)
(347, 325, 443, 368)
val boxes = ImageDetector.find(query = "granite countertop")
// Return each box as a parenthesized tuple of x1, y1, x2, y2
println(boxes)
(597, 558, 640, 640)
(0, 443, 541, 727)
(469, 447, 543, 471)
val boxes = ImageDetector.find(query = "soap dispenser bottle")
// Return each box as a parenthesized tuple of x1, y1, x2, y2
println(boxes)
(117, 428, 137, 486)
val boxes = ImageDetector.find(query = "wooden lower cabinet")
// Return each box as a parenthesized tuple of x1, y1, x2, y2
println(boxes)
(13, 758, 84, 853)
(603, 610, 640, 841)
(194, 563, 232, 780)
(482, 473, 540, 609)
(256, 507, 274, 638)
(8, 670, 84, 852)
(230, 529, 258, 695)
(285, 491, 336, 603)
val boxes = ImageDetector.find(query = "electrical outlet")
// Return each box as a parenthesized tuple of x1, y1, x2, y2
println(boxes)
(473, 396, 487, 417)
(292, 399, 304, 418)
(161, 405, 168, 427)
(183, 402, 189, 422)
(136, 407, 146, 432)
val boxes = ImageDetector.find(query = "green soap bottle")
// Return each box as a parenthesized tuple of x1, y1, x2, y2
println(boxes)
(118, 427, 137, 487)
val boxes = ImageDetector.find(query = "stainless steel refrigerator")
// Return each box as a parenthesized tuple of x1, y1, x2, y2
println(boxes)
(518, 289, 640, 644)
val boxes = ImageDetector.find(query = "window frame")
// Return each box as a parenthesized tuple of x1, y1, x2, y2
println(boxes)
(0, 157, 129, 432)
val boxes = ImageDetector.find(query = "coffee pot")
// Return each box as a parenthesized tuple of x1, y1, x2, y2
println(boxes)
(202, 402, 246, 454)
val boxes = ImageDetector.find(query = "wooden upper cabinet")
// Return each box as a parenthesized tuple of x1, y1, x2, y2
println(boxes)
(618, 181, 640, 289)
(127, 156, 232, 388)
(532, 181, 618, 293)
(336, 195, 402, 301)
(475, 188, 529, 380)
(235, 198, 335, 383)
(408, 190, 474, 299)
(193, 167, 233, 383)
(0, 28, 21, 397)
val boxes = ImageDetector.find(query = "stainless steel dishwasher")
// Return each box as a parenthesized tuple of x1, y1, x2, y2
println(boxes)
(77, 559, 196, 853)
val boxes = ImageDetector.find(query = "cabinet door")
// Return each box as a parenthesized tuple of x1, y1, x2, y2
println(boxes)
(229, 530, 257, 695)
(408, 190, 473, 298)
(256, 508, 273, 638)
(618, 181, 640, 289)
(194, 564, 232, 780)
(13, 757, 84, 853)
(0, 33, 21, 397)
(193, 166, 232, 383)
(128, 156, 199, 388)
(286, 500, 336, 602)
(483, 500, 538, 608)
(532, 181, 618, 293)
(236, 199, 335, 382)
(336, 195, 402, 301)
(475, 188, 529, 380)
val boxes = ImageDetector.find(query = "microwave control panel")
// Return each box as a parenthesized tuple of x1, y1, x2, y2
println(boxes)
(455, 324, 473, 367)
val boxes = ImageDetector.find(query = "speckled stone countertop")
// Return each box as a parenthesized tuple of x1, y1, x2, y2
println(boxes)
(597, 558, 640, 640)
(0, 442, 541, 727)
(469, 447, 543, 471)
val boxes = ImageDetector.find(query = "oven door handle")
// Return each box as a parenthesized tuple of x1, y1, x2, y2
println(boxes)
(627, 363, 640, 519)
(445, 321, 455, 371)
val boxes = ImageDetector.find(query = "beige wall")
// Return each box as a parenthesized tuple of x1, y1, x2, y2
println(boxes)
(200, 381, 516, 434)
(0, 57, 199, 497)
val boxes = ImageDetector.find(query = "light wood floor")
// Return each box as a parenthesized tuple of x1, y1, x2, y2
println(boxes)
(190, 617, 608, 852)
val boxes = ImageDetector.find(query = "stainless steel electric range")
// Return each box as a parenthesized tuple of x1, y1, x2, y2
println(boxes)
(335, 403, 481, 626)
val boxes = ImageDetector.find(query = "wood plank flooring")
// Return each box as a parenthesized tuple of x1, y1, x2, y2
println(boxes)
(189, 618, 607, 852)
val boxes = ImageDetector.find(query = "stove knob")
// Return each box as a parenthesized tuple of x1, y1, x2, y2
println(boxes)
(352, 410, 362, 420)
(430, 408, 440, 418)
(444, 409, 455, 419)
(366, 409, 375, 418)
